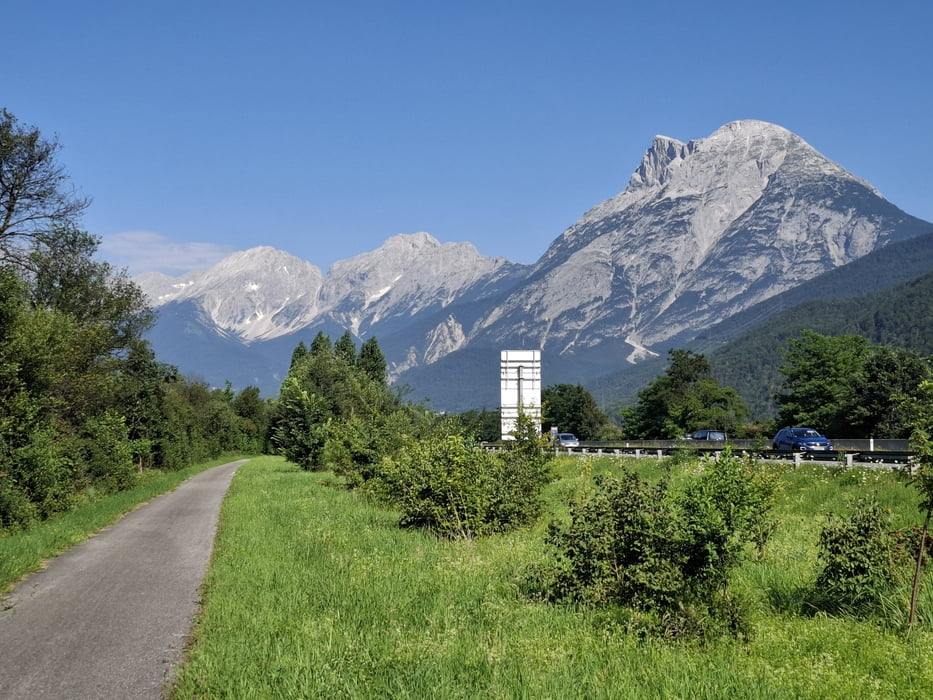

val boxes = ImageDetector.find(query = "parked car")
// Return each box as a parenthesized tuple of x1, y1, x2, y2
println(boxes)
(771, 427, 833, 452)
(688, 429, 727, 441)
(556, 433, 579, 448)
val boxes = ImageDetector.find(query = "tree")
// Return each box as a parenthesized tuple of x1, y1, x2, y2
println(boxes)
(542, 384, 611, 440)
(848, 346, 931, 438)
(289, 341, 308, 369)
(775, 331, 871, 436)
(454, 408, 501, 442)
(620, 350, 748, 438)
(1, 109, 90, 269)
(334, 330, 356, 365)
(309, 331, 331, 357)
(28, 225, 153, 344)
(904, 380, 933, 632)
(357, 336, 387, 384)
(775, 330, 931, 438)
(271, 333, 401, 471)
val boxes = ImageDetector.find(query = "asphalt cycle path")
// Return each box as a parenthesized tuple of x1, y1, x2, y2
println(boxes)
(0, 459, 248, 699)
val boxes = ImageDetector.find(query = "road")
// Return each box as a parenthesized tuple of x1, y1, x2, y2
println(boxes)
(0, 459, 247, 699)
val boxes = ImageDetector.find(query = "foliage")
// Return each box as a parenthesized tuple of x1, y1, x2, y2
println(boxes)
(543, 383, 614, 439)
(288, 341, 307, 369)
(334, 329, 357, 364)
(708, 267, 933, 421)
(79, 410, 137, 493)
(270, 333, 399, 476)
(373, 416, 553, 539)
(776, 331, 871, 436)
(0, 109, 90, 269)
(28, 225, 154, 343)
(811, 498, 907, 616)
(620, 349, 748, 439)
(0, 263, 265, 529)
(357, 336, 387, 384)
(452, 406, 501, 442)
(775, 330, 931, 438)
(903, 379, 933, 629)
(527, 450, 775, 639)
(0, 113, 268, 533)
(170, 457, 933, 698)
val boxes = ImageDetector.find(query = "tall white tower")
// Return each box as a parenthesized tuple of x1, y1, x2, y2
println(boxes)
(499, 349, 541, 440)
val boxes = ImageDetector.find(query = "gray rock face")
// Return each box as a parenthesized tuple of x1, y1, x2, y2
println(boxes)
(466, 120, 925, 364)
(139, 235, 526, 347)
(139, 120, 932, 404)
(136, 247, 325, 341)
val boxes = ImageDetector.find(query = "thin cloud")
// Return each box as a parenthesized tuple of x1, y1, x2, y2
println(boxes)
(100, 231, 235, 277)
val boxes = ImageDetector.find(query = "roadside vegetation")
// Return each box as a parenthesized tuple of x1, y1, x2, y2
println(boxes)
(0, 109, 271, 534)
(171, 454, 933, 698)
(0, 455, 248, 594)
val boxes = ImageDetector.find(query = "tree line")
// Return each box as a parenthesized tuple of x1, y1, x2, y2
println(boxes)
(0, 109, 271, 529)
(617, 335, 931, 441)
(707, 270, 933, 419)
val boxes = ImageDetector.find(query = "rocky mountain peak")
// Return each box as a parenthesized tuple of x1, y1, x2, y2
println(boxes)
(475, 120, 929, 364)
(139, 120, 933, 410)
(137, 246, 325, 342)
(626, 134, 691, 191)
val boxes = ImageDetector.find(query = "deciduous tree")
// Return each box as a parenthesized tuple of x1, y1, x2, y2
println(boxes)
(542, 383, 611, 440)
(620, 350, 747, 438)
(1, 109, 90, 269)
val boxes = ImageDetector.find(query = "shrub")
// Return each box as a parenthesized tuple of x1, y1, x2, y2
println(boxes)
(374, 423, 553, 539)
(526, 450, 775, 639)
(811, 497, 907, 616)
(9, 426, 75, 518)
(81, 410, 137, 493)
(0, 471, 38, 530)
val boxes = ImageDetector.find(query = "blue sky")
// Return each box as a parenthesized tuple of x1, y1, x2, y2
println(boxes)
(6, 1, 932, 276)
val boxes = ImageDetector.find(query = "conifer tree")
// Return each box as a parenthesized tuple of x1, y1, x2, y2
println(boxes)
(358, 336, 387, 384)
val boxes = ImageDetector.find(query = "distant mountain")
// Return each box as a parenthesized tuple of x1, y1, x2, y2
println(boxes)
(137, 247, 325, 341)
(142, 235, 529, 393)
(139, 120, 933, 411)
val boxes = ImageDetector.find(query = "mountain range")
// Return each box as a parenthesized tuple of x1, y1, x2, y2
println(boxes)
(138, 120, 933, 414)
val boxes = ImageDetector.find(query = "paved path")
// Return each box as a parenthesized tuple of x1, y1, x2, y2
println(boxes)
(0, 459, 247, 699)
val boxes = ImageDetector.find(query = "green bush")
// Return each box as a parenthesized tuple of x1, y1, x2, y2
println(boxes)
(0, 471, 38, 530)
(10, 426, 76, 518)
(811, 497, 907, 616)
(81, 410, 137, 493)
(374, 424, 553, 539)
(325, 408, 418, 487)
(526, 451, 775, 639)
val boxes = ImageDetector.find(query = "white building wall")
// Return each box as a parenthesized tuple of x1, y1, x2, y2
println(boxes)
(500, 349, 541, 440)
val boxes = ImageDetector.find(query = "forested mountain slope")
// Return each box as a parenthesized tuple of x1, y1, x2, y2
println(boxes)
(594, 231, 933, 416)
(707, 270, 933, 419)
(688, 230, 933, 352)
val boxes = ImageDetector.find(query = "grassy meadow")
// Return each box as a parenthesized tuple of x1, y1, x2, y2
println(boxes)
(170, 455, 933, 699)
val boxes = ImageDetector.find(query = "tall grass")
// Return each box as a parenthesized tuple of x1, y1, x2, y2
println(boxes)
(0, 455, 251, 594)
(171, 456, 933, 699)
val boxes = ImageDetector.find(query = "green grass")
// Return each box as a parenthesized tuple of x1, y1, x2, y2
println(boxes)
(171, 456, 933, 699)
(0, 455, 252, 594)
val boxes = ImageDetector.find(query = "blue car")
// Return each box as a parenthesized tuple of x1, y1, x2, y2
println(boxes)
(772, 427, 833, 452)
